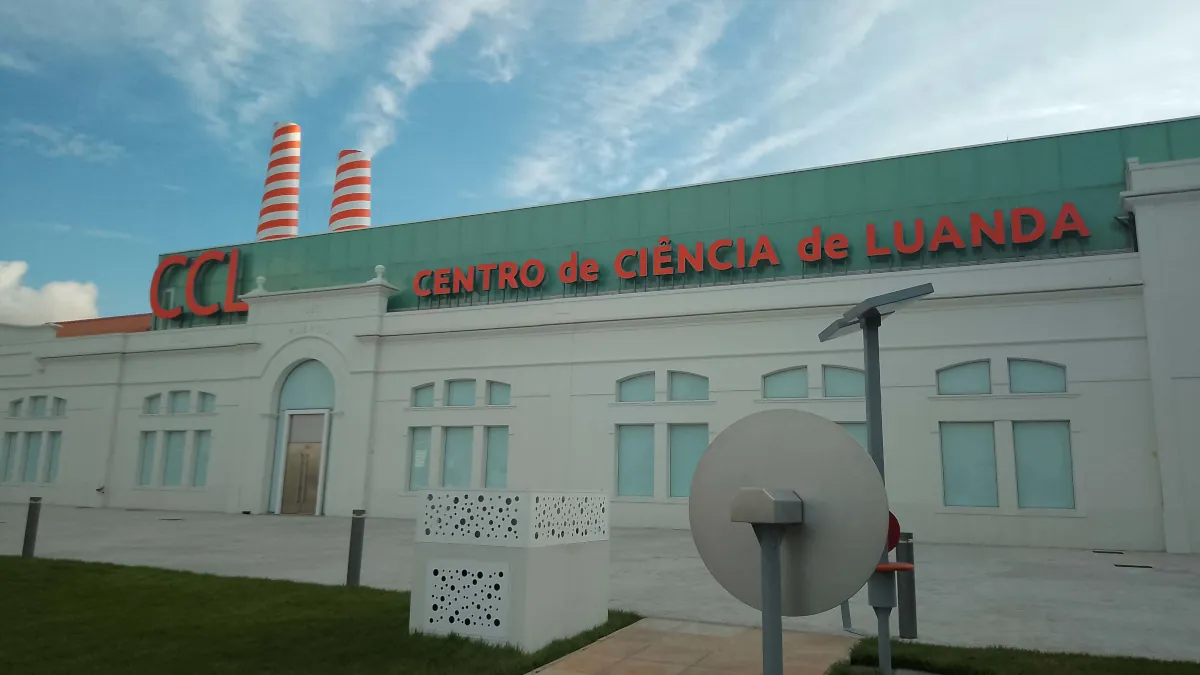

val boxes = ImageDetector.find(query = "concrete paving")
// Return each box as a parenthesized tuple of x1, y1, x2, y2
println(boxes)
(3, 504, 1199, 662)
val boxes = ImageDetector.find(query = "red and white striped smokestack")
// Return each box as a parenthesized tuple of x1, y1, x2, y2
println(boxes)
(257, 122, 301, 241)
(328, 149, 371, 232)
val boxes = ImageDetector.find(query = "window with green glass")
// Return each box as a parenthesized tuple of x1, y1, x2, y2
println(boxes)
(138, 432, 156, 486)
(839, 422, 868, 449)
(617, 373, 654, 402)
(939, 422, 998, 507)
(162, 431, 186, 486)
(22, 432, 42, 483)
(446, 380, 476, 407)
(408, 427, 431, 490)
(1008, 359, 1067, 394)
(485, 426, 508, 488)
(936, 361, 991, 395)
(168, 391, 190, 414)
(763, 367, 808, 399)
(487, 381, 511, 406)
(198, 393, 216, 414)
(29, 396, 46, 418)
(44, 432, 61, 484)
(7, 399, 21, 417)
(1, 432, 17, 481)
(193, 430, 211, 487)
(442, 427, 473, 487)
(668, 372, 709, 401)
(616, 425, 654, 496)
(144, 394, 161, 415)
(412, 384, 434, 408)
(823, 366, 866, 397)
(52, 397, 67, 416)
(668, 424, 708, 497)
(1014, 421, 1075, 509)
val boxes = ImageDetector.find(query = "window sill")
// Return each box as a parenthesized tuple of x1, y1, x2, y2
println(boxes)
(936, 506, 1085, 518)
(609, 400, 716, 407)
(132, 485, 208, 492)
(928, 393, 1079, 401)
(139, 412, 219, 418)
(407, 405, 516, 411)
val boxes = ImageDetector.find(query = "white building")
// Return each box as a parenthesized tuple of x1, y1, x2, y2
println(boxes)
(3, 123, 1200, 554)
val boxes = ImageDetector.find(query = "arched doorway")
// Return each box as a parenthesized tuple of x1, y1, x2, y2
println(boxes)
(269, 359, 336, 515)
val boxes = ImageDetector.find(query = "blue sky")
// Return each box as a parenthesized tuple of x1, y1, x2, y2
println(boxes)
(1, 0, 1198, 323)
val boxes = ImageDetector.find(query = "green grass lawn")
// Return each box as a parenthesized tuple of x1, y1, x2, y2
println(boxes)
(829, 637, 1200, 675)
(0, 556, 639, 675)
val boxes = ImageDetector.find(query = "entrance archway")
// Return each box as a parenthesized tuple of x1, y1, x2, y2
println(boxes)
(268, 359, 336, 515)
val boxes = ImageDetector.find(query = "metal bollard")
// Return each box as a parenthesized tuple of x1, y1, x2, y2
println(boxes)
(896, 532, 918, 639)
(22, 496, 43, 558)
(346, 509, 367, 587)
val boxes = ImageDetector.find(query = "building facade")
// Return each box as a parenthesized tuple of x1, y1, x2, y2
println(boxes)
(3, 117, 1200, 554)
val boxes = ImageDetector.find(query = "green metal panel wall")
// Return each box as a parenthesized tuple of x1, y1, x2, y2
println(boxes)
(155, 116, 1200, 329)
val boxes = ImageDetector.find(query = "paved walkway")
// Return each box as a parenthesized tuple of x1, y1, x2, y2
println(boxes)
(529, 619, 855, 675)
(3, 504, 1200, 661)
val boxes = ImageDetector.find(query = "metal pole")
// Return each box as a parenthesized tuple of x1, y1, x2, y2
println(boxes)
(840, 600, 853, 632)
(22, 496, 42, 558)
(753, 524, 785, 675)
(897, 532, 917, 639)
(876, 608, 894, 675)
(346, 509, 366, 587)
(862, 314, 885, 480)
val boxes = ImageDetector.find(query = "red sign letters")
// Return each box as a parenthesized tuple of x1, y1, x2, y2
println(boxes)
(150, 248, 249, 319)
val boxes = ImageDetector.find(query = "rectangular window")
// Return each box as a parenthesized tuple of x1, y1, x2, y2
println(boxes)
(616, 425, 654, 497)
(442, 427, 474, 487)
(939, 422, 998, 507)
(23, 432, 43, 483)
(839, 422, 868, 449)
(138, 432, 156, 486)
(446, 380, 476, 407)
(29, 396, 47, 418)
(52, 397, 67, 416)
(487, 382, 511, 406)
(45, 432, 62, 484)
(412, 384, 434, 408)
(168, 391, 190, 414)
(144, 394, 161, 415)
(668, 424, 708, 497)
(485, 426, 509, 489)
(7, 399, 21, 417)
(408, 427, 431, 490)
(193, 431, 211, 488)
(1, 432, 17, 481)
(1013, 421, 1075, 509)
(162, 431, 186, 486)
(198, 393, 216, 414)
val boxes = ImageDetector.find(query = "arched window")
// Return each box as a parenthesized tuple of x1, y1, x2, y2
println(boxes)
(412, 383, 434, 408)
(936, 360, 991, 395)
(762, 367, 808, 399)
(486, 381, 511, 406)
(29, 396, 47, 417)
(823, 366, 865, 398)
(617, 373, 655, 403)
(445, 379, 477, 407)
(198, 393, 216, 414)
(143, 394, 161, 415)
(7, 399, 21, 417)
(52, 397, 67, 417)
(168, 391, 191, 414)
(668, 371, 709, 401)
(1008, 359, 1067, 394)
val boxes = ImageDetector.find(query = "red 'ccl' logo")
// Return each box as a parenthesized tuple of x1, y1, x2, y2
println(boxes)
(150, 248, 249, 319)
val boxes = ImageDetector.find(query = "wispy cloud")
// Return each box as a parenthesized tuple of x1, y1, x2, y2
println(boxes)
(162, 183, 184, 192)
(0, 51, 37, 73)
(35, 222, 149, 244)
(6, 121, 125, 163)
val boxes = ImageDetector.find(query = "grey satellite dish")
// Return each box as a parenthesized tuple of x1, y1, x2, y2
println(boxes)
(689, 409, 889, 673)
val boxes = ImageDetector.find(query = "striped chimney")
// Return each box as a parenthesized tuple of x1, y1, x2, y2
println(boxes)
(257, 122, 301, 241)
(328, 149, 371, 232)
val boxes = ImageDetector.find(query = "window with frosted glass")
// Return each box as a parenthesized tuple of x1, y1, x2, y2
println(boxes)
(198, 393, 216, 414)
(763, 367, 808, 399)
(23, 432, 42, 483)
(1, 432, 16, 481)
(936, 361, 991, 395)
(193, 431, 211, 487)
(408, 427, 431, 490)
(446, 380, 476, 407)
(669, 424, 708, 497)
(617, 373, 654, 402)
(616, 425, 654, 496)
(412, 384, 434, 408)
(442, 427, 473, 487)
(668, 372, 709, 401)
(823, 366, 866, 397)
(485, 426, 508, 488)
(7, 399, 21, 417)
(144, 394, 161, 415)
(168, 391, 190, 414)
(939, 422, 998, 507)
(1014, 421, 1075, 509)
(487, 381, 511, 406)
(138, 432, 156, 486)
(29, 396, 46, 418)
(45, 432, 62, 484)
(162, 431, 186, 486)
(52, 397, 67, 416)
(839, 422, 868, 449)
(1008, 359, 1067, 394)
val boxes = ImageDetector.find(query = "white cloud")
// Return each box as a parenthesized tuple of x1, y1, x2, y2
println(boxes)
(6, 121, 126, 163)
(0, 51, 37, 73)
(0, 261, 99, 326)
(637, 168, 669, 191)
(34, 222, 148, 244)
